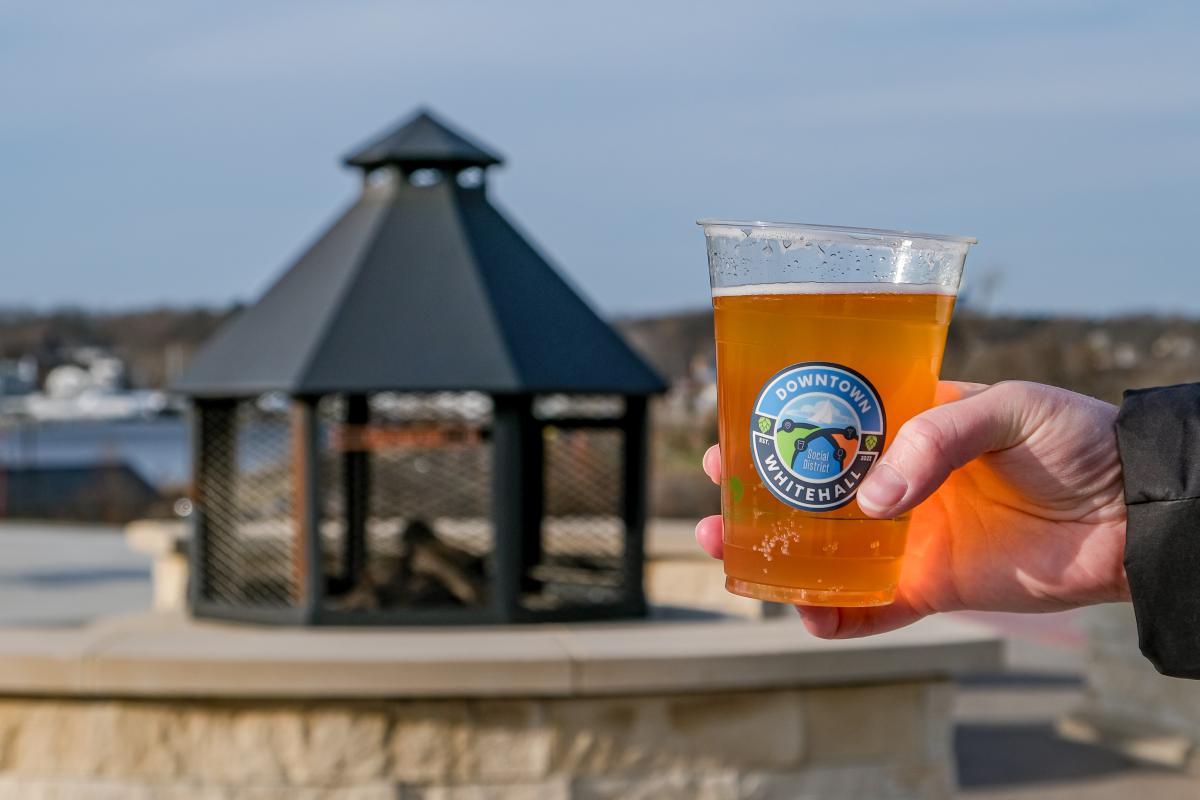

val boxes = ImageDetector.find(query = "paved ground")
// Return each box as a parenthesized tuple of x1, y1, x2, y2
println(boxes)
(0, 522, 1197, 797)
(0, 522, 150, 627)
(950, 611, 1199, 798)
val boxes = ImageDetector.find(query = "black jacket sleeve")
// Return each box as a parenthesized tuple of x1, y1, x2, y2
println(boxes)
(1117, 383, 1200, 678)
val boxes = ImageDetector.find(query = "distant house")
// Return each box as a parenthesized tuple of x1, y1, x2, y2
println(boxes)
(0, 357, 36, 397)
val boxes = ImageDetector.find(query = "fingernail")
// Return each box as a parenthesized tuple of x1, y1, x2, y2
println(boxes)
(858, 463, 907, 513)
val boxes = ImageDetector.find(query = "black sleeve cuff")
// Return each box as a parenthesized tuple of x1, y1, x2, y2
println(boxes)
(1118, 383, 1200, 679)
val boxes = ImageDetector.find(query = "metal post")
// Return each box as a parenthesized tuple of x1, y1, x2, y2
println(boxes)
(343, 394, 369, 588)
(186, 401, 210, 609)
(518, 398, 544, 593)
(621, 395, 649, 617)
(490, 394, 526, 621)
(291, 397, 324, 622)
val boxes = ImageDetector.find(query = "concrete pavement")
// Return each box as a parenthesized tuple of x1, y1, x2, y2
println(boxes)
(0, 522, 151, 627)
(952, 611, 1200, 798)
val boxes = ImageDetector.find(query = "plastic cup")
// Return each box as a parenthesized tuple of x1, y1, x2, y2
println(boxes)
(700, 220, 974, 606)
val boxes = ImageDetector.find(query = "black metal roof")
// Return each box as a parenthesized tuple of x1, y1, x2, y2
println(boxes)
(343, 107, 503, 172)
(175, 110, 665, 397)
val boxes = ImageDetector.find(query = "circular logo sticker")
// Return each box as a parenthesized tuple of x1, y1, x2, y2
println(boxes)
(750, 362, 886, 511)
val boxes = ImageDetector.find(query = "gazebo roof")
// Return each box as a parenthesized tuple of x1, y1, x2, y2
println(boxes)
(343, 107, 503, 172)
(174, 110, 665, 398)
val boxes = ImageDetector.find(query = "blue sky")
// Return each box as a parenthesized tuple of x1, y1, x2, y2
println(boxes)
(2, 1, 1197, 316)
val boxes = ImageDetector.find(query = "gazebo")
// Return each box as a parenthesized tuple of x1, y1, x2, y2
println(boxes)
(174, 107, 665, 625)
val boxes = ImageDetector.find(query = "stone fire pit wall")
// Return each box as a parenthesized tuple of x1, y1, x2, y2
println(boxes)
(0, 613, 1000, 799)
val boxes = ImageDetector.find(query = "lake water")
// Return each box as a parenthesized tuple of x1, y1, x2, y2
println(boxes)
(0, 418, 188, 488)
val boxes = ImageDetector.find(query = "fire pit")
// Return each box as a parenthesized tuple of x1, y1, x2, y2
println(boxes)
(175, 108, 665, 624)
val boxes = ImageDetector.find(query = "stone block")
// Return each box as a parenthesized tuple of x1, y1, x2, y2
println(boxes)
(409, 780, 568, 800)
(7, 701, 185, 781)
(387, 699, 569, 784)
(279, 706, 389, 785)
(920, 681, 956, 763)
(887, 761, 956, 800)
(0, 777, 404, 800)
(801, 682, 926, 763)
(459, 701, 554, 782)
(549, 695, 665, 775)
(173, 705, 298, 783)
(665, 691, 804, 767)
(190, 785, 401, 800)
(387, 702, 472, 783)
(0, 699, 396, 786)
(551, 690, 803, 777)
(737, 766, 919, 800)
(0, 778, 129, 800)
(572, 770, 739, 800)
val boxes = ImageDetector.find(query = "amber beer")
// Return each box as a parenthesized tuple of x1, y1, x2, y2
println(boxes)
(714, 285, 954, 605)
(701, 221, 973, 607)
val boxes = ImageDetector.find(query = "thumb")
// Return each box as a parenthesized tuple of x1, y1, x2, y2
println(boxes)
(856, 382, 1027, 518)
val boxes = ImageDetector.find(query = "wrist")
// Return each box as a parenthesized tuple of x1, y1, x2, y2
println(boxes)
(1109, 520, 1131, 603)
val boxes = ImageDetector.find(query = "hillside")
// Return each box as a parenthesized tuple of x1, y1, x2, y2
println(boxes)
(0, 306, 238, 389)
(617, 310, 1200, 405)
(4, 304, 1199, 405)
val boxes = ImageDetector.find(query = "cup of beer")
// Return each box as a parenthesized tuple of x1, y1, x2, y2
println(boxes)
(699, 221, 975, 607)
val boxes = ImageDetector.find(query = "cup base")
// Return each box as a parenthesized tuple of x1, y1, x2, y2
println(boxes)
(725, 576, 896, 607)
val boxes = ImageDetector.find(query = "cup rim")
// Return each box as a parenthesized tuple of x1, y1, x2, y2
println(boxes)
(697, 218, 977, 245)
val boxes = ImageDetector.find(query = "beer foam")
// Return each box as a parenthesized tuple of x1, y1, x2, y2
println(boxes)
(711, 282, 957, 297)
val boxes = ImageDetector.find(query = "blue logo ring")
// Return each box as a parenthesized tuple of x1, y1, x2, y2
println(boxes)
(749, 361, 886, 512)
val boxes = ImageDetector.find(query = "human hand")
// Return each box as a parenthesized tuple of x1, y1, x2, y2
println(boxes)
(696, 380, 1129, 638)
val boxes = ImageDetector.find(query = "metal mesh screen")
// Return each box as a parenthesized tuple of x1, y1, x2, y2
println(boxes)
(523, 396, 627, 611)
(196, 396, 299, 608)
(323, 392, 495, 612)
(193, 390, 641, 622)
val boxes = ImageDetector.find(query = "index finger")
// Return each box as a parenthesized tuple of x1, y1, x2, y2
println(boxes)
(934, 380, 989, 405)
(702, 444, 721, 484)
